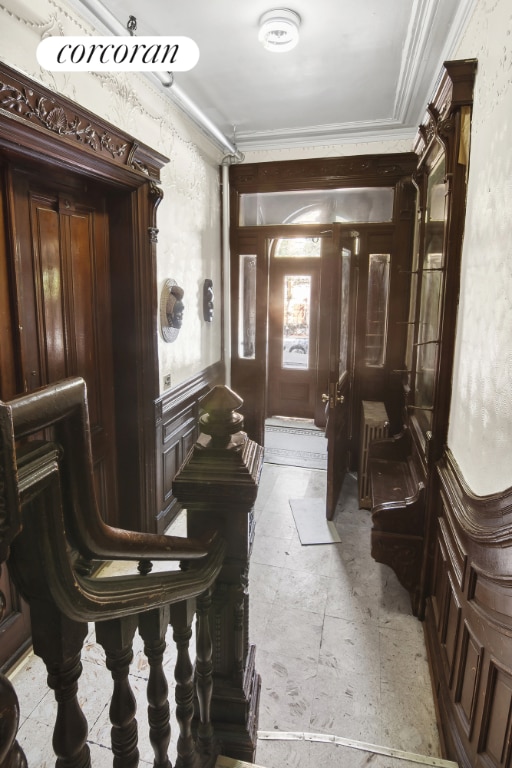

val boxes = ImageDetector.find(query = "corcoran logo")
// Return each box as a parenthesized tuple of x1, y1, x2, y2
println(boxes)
(37, 36, 199, 72)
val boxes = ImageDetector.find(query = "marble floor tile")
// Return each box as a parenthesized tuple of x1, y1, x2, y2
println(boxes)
(257, 649, 318, 733)
(251, 532, 295, 569)
(256, 507, 297, 540)
(310, 665, 382, 744)
(273, 567, 330, 616)
(380, 681, 441, 756)
(256, 603, 323, 666)
(318, 614, 381, 679)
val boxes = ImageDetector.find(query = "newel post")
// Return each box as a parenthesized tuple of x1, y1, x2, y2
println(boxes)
(172, 385, 263, 763)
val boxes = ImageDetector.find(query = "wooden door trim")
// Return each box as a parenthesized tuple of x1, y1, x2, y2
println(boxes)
(0, 63, 168, 185)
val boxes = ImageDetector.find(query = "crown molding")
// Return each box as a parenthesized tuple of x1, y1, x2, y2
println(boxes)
(235, 124, 417, 152)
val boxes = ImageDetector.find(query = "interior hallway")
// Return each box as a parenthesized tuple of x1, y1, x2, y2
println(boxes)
(9, 462, 448, 768)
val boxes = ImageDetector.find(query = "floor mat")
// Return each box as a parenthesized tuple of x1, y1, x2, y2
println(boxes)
(289, 498, 341, 545)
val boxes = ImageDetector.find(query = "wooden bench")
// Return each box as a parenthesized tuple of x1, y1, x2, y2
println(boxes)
(368, 428, 425, 612)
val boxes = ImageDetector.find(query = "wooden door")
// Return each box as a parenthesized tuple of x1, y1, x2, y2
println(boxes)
(320, 231, 356, 519)
(267, 237, 323, 419)
(12, 169, 118, 525)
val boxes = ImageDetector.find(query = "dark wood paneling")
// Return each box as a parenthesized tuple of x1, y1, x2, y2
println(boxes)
(425, 449, 512, 768)
(479, 663, 512, 767)
(154, 362, 224, 533)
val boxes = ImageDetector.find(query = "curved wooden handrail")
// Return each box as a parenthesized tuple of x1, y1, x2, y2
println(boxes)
(1, 377, 211, 561)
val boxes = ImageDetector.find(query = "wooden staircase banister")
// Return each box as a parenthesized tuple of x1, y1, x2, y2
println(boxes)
(2, 377, 212, 563)
(10, 441, 226, 620)
(1, 377, 266, 768)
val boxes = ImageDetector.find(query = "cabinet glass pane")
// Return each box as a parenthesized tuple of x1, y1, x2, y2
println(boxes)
(405, 194, 421, 385)
(238, 254, 257, 359)
(282, 275, 311, 370)
(424, 154, 447, 268)
(414, 150, 447, 433)
(364, 253, 390, 367)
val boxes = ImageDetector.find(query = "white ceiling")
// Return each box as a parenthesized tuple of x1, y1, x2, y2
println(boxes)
(77, 0, 475, 152)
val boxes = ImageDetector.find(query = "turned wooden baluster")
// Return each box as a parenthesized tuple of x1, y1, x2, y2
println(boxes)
(195, 588, 215, 760)
(0, 673, 27, 768)
(138, 607, 172, 768)
(170, 600, 199, 768)
(95, 616, 139, 768)
(29, 600, 90, 768)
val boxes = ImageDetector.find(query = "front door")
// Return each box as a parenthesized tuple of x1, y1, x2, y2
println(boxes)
(267, 235, 323, 420)
(266, 229, 356, 517)
(320, 233, 356, 518)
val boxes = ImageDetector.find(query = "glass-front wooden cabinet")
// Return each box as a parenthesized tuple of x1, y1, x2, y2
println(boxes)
(369, 59, 476, 615)
(405, 59, 477, 466)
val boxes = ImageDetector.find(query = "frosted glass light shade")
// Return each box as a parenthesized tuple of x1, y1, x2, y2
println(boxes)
(258, 9, 301, 53)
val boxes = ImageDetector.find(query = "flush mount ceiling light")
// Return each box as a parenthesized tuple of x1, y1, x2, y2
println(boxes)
(258, 9, 301, 53)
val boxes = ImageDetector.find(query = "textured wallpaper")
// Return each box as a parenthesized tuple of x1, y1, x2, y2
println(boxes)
(0, 0, 224, 393)
(449, 0, 512, 494)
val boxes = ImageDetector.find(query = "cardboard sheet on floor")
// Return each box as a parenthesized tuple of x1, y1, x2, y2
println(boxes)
(289, 498, 341, 545)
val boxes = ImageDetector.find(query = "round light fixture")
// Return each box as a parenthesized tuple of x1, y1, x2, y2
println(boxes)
(258, 9, 301, 53)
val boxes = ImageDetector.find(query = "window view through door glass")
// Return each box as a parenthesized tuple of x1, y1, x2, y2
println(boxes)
(275, 237, 321, 258)
(282, 275, 311, 369)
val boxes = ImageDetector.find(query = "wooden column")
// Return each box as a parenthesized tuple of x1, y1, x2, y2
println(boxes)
(172, 386, 263, 764)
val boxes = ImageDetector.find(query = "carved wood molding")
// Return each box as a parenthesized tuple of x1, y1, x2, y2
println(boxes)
(414, 59, 477, 164)
(437, 449, 512, 545)
(230, 152, 418, 191)
(0, 62, 168, 181)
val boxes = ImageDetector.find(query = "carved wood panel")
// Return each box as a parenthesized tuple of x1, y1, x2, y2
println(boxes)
(479, 663, 512, 768)
(454, 622, 482, 739)
(154, 363, 224, 533)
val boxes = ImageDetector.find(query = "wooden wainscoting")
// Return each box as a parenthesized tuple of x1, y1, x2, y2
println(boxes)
(424, 449, 512, 768)
(154, 362, 224, 533)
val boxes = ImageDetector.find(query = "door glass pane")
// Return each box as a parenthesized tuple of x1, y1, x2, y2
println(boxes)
(239, 187, 394, 225)
(282, 275, 310, 370)
(274, 237, 321, 258)
(364, 253, 390, 367)
(238, 254, 256, 359)
(339, 248, 351, 379)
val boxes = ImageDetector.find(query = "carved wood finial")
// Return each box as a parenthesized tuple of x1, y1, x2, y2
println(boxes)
(199, 385, 244, 448)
